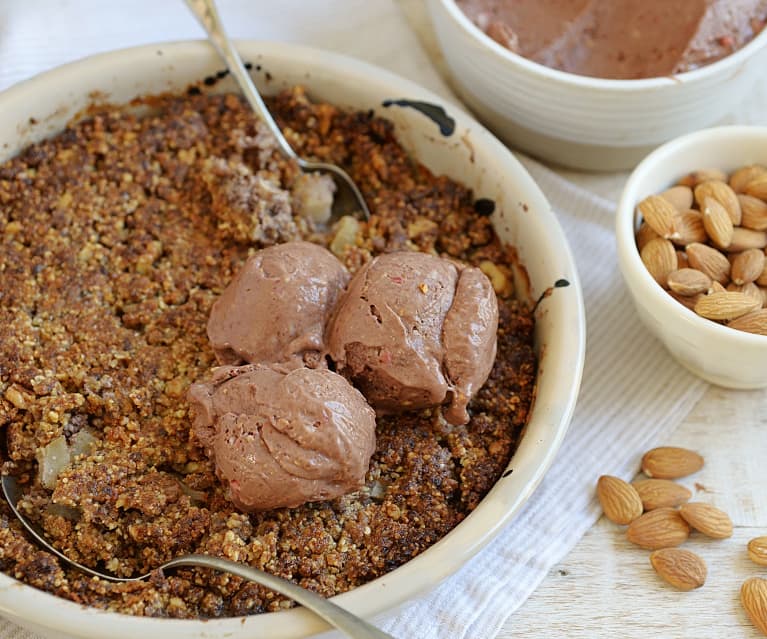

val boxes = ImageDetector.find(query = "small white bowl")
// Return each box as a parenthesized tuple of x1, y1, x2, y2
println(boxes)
(427, 0, 767, 171)
(0, 41, 585, 639)
(616, 126, 767, 388)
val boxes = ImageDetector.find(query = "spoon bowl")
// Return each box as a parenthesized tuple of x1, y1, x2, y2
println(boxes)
(185, 0, 370, 222)
(1, 474, 393, 639)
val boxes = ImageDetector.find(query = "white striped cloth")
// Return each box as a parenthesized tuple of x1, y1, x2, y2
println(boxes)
(6, 1, 759, 637)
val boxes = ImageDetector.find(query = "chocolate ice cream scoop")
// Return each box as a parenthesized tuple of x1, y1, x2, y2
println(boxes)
(188, 364, 376, 511)
(207, 241, 349, 368)
(326, 251, 498, 425)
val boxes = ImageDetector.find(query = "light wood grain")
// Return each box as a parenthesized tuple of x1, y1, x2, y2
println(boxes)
(503, 385, 767, 639)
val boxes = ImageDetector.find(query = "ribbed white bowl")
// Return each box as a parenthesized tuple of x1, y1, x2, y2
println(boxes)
(428, 0, 767, 170)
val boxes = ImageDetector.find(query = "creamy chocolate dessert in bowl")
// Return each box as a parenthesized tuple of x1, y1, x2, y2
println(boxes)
(0, 41, 585, 639)
(428, 0, 767, 170)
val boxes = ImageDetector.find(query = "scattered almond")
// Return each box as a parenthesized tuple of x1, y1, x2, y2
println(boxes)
(678, 502, 733, 539)
(638, 195, 679, 240)
(676, 250, 690, 270)
(739, 194, 767, 231)
(641, 446, 704, 479)
(632, 478, 692, 510)
(660, 185, 693, 211)
(626, 507, 690, 550)
(650, 548, 707, 591)
(758, 264, 767, 287)
(729, 309, 767, 336)
(748, 537, 767, 567)
(741, 577, 767, 636)
(597, 475, 643, 525)
(696, 180, 742, 226)
(709, 280, 727, 294)
(640, 238, 677, 288)
(731, 248, 766, 285)
(695, 291, 761, 320)
(636, 221, 661, 251)
(727, 282, 763, 307)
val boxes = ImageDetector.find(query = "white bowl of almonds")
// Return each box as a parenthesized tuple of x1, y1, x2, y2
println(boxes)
(616, 126, 767, 388)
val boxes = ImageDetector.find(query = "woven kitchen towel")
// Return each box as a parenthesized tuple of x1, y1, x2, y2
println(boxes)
(0, 1, 717, 638)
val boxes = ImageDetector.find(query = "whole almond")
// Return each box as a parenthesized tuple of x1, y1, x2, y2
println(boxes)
(640, 238, 677, 288)
(729, 309, 767, 336)
(650, 548, 707, 591)
(638, 195, 679, 239)
(660, 185, 694, 211)
(758, 264, 767, 287)
(727, 282, 763, 306)
(695, 291, 761, 320)
(636, 221, 661, 251)
(676, 250, 690, 269)
(730, 165, 767, 193)
(597, 475, 643, 525)
(741, 577, 767, 636)
(686, 242, 731, 283)
(729, 227, 767, 252)
(633, 478, 692, 510)
(626, 507, 690, 550)
(667, 268, 711, 296)
(748, 537, 767, 567)
(679, 502, 733, 539)
(695, 180, 742, 225)
(745, 174, 767, 201)
(678, 168, 727, 187)
(739, 194, 767, 231)
(732, 248, 766, 285)
(671, 210, 707, 246)
(702, 196, 734, 248)
(642, 446, 704, 479)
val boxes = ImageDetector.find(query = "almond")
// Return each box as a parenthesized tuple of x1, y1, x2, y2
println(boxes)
(758, 263, 767, 287)
(641, 446, 704, 479)
(709, 280, 727, 294)
(729, 309, 767, 336)
(650, 548, 707, 591)
(626, 507, 690, 550)
(748, 537, 767, 567)
(659, 185, 693, 211)
(686, 242, 731, 283)
(636, 221, 661, 251)
(679, 502, 733, 539)
(638, 195, 679, 239)
(729, 227, 767, 252)
(745, 174, 767, 201)
(669, 291, 703, 312)
(640, 238, 677, 288)
(739, 194, 767, 231)
(667, 268, 711, 296)
(695, 180, 742, 225)
(741, 577, 767, 636)
(597, 475, 643, 525)
(730, 165, 767, 193)
(676, 250, 689, 269)
(678, 168, 727, 187)
(732, 248, 766, 285)
(727, 282, 763, 307)
(632, 478, 692, 510)
(671, 210, 707, 246)
(702, 196, 734, 248)
(695, 291, 761, 320)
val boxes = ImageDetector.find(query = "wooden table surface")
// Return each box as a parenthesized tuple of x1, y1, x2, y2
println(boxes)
(400, 2, 767, 637)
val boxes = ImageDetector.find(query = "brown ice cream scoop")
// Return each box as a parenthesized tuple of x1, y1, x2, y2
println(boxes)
(326, 251, 498, 425)
(207, 241, 349, 368)
(188, 364, 376, 511)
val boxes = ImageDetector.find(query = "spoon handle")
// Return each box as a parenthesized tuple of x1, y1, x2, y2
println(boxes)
(184, 0, 298, 162)
(164, 554, 396, 639)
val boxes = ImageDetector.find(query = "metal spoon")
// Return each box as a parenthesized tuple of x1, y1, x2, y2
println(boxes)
(184, 0, 370, 222)
(1, 474, 394, 639)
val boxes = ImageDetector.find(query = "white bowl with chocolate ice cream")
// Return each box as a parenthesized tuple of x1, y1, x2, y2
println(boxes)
(0, 41, 585, 639)
(428, 0, 767, 170)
